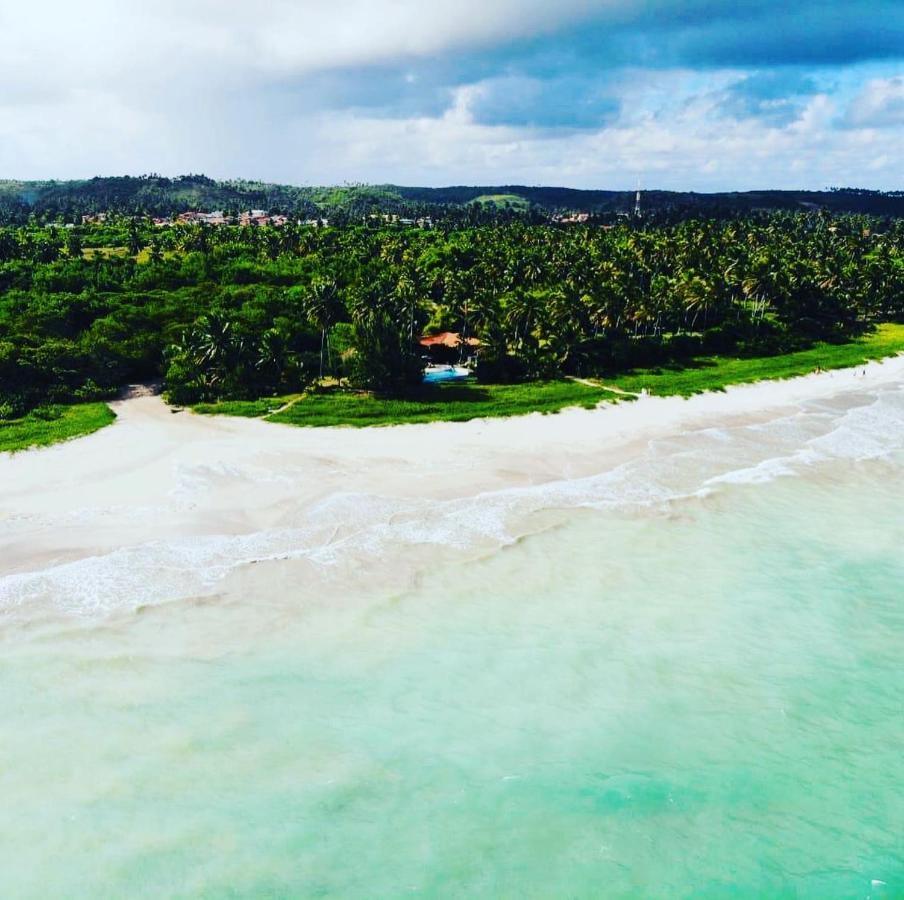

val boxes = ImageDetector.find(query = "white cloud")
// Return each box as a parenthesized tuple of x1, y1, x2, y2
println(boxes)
(0, 2, 901, 188)
(281, 85, 903, 191)
(842, 77, 904, 128)
(0, 1, 606, 81)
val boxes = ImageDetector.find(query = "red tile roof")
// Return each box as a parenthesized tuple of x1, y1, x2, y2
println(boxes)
(419, 332, 480, 348)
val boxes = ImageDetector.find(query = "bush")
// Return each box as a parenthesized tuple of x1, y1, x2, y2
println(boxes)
(585, 335, 668, 374)
(667, 333, 704, 360)
(30, 406, 63, 421)
(163, 357, 204, 405)
(346, 312, 423, 393)
(475, 353, 528, 383)
(73, 379, 108, 401)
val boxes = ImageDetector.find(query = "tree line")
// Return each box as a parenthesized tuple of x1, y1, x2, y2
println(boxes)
(1, 212, 903, 417)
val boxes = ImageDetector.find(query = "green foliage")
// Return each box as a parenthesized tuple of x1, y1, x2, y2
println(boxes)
(163, 314, 309, 404)
(344, 310, 424, 392)
(609, 323, 904, 396)
(190, 324, 904, 427)
(2, 212, 904, 418)
(0, 403, 115, 452)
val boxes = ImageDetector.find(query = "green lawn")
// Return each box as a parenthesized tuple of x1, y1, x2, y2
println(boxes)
(607, 323, 904, 397)
(191, 395, 301, 418)
(0, 403, 116, 453)
(194, 381, 620, 427)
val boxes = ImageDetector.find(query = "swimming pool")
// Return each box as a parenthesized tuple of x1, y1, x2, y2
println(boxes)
(423, 366, 472, 384)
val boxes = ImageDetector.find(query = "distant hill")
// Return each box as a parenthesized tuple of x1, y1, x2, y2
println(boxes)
(395, 185, 904, 217)
(468, 193, 533, 212)
(0, 174, 902, 221)
(0, 175, 323, 220)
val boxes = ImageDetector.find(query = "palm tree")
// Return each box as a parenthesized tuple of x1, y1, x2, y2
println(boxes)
(303, 279, 342, 380)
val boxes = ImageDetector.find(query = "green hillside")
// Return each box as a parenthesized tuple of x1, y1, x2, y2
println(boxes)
(1, 175, 903, 222)
(469, 194, 532, 211)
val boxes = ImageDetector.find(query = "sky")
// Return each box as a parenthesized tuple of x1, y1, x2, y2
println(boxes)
(1, 0, 902, 190)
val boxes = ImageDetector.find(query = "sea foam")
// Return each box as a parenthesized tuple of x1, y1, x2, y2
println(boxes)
(2, 381, 902, 618)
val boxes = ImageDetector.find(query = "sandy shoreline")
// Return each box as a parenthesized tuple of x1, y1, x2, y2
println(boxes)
(1, 355, 902, 611)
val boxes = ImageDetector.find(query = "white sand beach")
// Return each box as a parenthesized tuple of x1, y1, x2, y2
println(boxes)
(2, 355, 903, 619)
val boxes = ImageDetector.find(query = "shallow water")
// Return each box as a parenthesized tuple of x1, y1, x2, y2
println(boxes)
(1, 383, 903, 897)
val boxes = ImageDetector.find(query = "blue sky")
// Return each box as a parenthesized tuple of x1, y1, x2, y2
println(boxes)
(1, 1, 902, 189)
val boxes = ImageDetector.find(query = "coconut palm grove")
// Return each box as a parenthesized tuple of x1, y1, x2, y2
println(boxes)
(2, 202, 904, 422)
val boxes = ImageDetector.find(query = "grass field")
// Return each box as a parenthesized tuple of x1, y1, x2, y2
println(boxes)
(81, 246, 180, 264)
(193, 381, 620, 427)
(470, 194, 531, 211)
(82, 246, 130, 260)
(606, 323, 904, 397)
(192, 395, 301, 418)
(0, 403, 116, 453)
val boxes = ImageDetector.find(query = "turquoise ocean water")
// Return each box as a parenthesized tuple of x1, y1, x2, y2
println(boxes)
(1, 382, 902, 897)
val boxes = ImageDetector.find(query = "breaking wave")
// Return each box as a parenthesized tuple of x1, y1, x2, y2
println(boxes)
(2, 382, 902, 618)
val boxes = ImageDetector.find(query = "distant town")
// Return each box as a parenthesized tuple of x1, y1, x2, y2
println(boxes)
(77, 209, 595, 229)
(82, 210, 311, 228)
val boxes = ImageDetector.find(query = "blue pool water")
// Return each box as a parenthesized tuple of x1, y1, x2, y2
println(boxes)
(423, 366, 472, 384)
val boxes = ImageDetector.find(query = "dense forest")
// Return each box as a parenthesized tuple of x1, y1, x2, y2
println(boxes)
(1, 210, 903, 417)
(2, 174, 904, 223)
